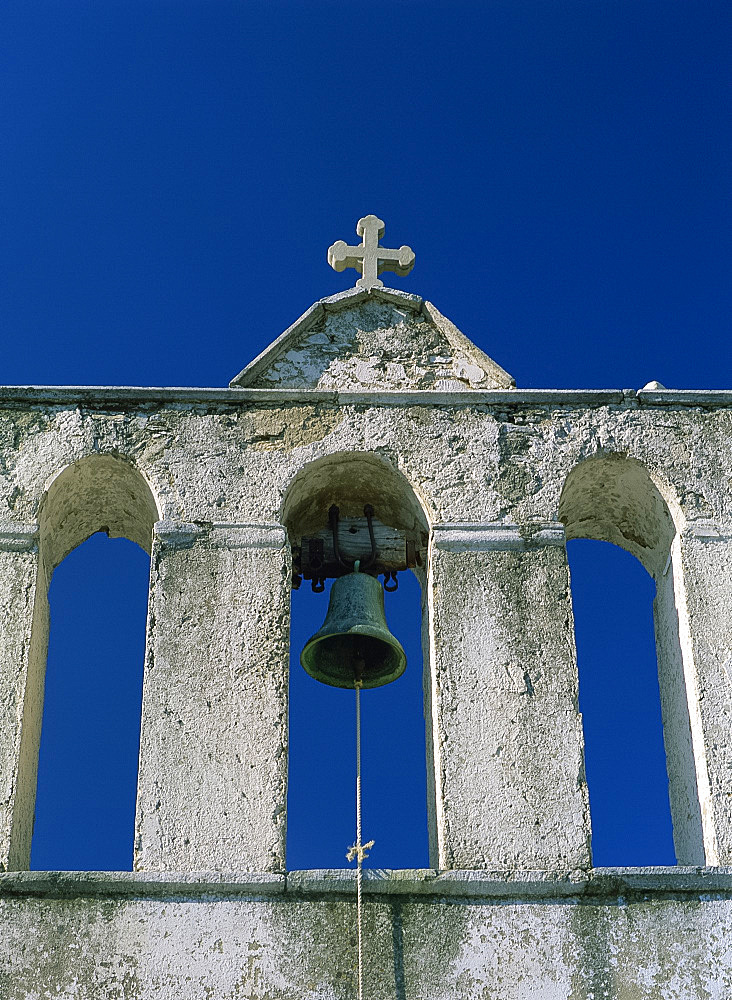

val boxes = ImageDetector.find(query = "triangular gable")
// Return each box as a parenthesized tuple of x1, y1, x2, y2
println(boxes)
(229, 287, 515, 391)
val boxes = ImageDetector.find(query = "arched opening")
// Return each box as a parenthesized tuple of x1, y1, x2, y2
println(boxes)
(567, 539, 675, 864)
(19, 455, 159, 871)
(30, 534, 150, 870)
(283, 452, 431, 869)
(559, 453, 703, 864)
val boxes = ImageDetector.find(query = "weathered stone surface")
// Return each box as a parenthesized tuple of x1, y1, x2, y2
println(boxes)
(229, 288, 515, 391)
(429, 532, 591, 870)
(1, 869, 732, 998)
(1, 288, 732, 992)
(0, 543, 45, 872)
(135, 522, 290, 871)
(0, 383, 731, 879)
(674, 528, 732, 864)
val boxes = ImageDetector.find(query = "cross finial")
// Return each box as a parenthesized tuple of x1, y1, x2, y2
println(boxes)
(328, 215, 415, 291)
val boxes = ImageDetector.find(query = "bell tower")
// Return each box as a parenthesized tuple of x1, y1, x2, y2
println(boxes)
(1, 217, 732, 996)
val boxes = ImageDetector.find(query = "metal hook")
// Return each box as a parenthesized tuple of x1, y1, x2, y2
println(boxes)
(312, 577, 325, 593)
(329, 505, 348, 570)
(383, 571, 398, 592)
(330, 503, 378, 572)
(361, 504, 377, 570)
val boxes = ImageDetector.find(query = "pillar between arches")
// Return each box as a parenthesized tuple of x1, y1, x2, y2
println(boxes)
(135, 520, 290, 872)
(427, 521, 592, 871)
(671, 520, 732, 865)
(0, 525, 45, 872)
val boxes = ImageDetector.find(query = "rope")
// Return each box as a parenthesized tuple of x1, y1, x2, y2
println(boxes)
(346, 680, 373, 1000)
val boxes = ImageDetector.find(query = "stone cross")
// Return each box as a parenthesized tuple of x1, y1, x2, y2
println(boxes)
(328, 215, 415, 290)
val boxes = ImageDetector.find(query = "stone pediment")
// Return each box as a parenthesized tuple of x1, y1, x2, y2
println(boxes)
(229, 287, 515, 391)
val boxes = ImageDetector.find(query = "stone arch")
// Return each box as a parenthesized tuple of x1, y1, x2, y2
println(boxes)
(558, 452, 706, 864)
(12, 454, 160, 870)
(282, 450, 433, 867)
(558, 452, 682, 577)
(281, 450, 430, 541)
(39, 453, 159, 577)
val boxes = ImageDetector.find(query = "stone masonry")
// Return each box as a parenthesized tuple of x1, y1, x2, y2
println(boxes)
(1, 285, 731, 997)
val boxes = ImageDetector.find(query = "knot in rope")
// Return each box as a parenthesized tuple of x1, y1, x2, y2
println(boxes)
(346, 839, 374, 864)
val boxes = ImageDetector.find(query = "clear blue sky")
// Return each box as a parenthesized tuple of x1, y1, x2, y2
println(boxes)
(2, 1, 728, 871)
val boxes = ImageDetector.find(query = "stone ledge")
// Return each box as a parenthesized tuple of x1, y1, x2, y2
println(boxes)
(154, 520, 286, 550)
(0, 386, 625, 408)
(287, 867, 732, 899)
(432, 522, 566, 552)
(0, 870, 286, 899)
(3, 868, 732, 901)
(682, 520, 732, 541)
(0, 386, 730, 409)
(0, 524, 39, 552)
(637, 389, 732, 406)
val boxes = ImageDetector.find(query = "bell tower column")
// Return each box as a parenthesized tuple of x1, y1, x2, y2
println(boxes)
(667, 520, 732, 865)
(426, 522, 591, 871)
(0, 525, 47, 871)
(135, 520, 290, 872)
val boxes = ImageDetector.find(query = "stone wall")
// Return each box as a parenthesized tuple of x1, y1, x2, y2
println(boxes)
(0, 375, 731, 995)
(2, 868, 732, 999)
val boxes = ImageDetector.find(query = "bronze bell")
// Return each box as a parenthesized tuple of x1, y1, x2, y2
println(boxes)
(301, 569, 406, 689)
